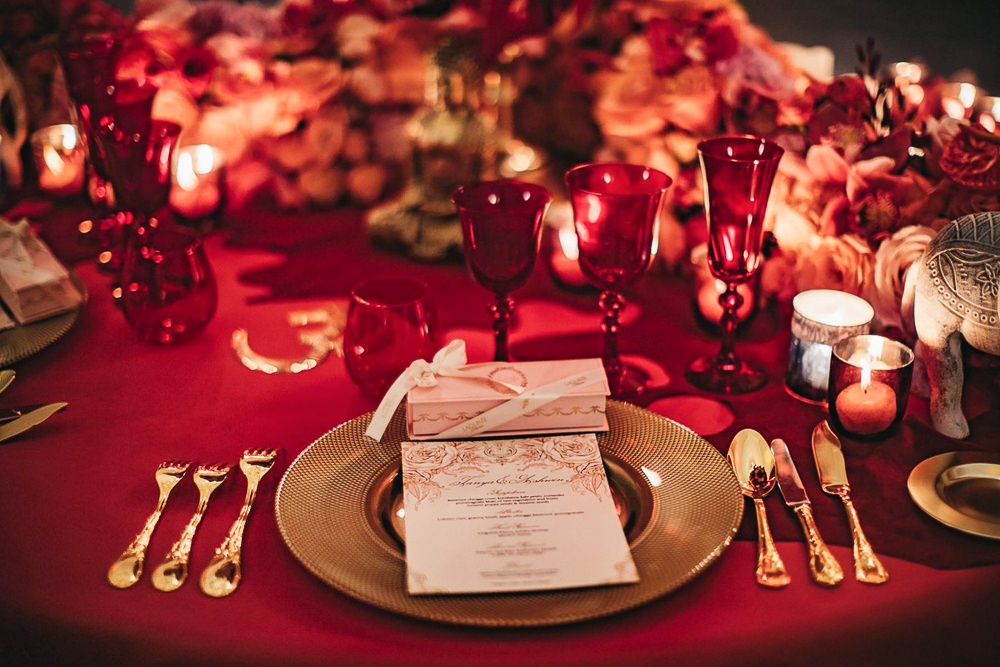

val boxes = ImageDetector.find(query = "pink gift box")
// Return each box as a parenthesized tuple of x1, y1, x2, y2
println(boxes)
(406, 358, 610, 439)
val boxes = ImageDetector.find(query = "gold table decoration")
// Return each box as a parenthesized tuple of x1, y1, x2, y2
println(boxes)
(275, 400, 743, 626)
(908, 451, 1000, 540)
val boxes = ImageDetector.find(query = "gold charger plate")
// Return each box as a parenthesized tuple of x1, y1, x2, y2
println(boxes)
(0, 271, 85, 368)
(908, 451, 1000, 540)
(275, 400, 743, 627)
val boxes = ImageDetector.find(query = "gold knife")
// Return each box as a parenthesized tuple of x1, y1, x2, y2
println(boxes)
(0, 403, 68, 444)
(770, 438, 844, 586)
(0, 370, 15, 395)
(811, 420, 889, 584)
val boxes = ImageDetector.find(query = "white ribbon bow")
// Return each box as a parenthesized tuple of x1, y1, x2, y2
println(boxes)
(364, 340, 523, 441)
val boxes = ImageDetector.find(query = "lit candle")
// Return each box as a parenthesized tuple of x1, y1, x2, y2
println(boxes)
(941, 82, 981, 120)
(834, 360, 897, 435)
(170, 144, 225, 219)
(543, 202, 589, 290)
(691, 243, 754, 325)
(31, 124, 85, 195)
(828, 334, 914, 438)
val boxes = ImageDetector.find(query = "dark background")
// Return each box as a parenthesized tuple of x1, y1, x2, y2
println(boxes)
(101, 0, 1000, 91)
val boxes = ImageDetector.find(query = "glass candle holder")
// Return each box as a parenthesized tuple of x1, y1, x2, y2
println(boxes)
(31, 124, 86, 196)
(828, 335, 914, 439)
(785, 289, 874, 404)
(171, 144, 226, 223)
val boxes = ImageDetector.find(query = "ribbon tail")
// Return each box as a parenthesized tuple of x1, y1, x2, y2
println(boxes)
(365, 372, 416, 441)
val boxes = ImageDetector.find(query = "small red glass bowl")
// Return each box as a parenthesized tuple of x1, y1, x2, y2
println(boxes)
(343, 277, 439, 401)
(828, 334, 914, 439)
(120, 225, 218, 345)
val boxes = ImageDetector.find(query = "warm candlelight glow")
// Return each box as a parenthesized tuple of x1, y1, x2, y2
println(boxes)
(171, 144, 225, 218)
(32, 124, 85, 194)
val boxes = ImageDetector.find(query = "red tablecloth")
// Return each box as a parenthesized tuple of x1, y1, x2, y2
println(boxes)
(1, 208, 998, 665)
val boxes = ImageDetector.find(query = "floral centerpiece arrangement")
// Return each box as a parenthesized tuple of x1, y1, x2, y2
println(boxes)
(3, 0, 998, 332)
(568, 0, 1000, 333)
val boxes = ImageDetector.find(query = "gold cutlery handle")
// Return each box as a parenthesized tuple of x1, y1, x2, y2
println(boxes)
(199, 478, 262, 597)
(838, 491, 889, 584)
(166, 497, 210, 564)
(152, 494, 213, 592)
(793, 504, 844, 587)
(753, 497, 790, 588)
(107, 493, 168, 588)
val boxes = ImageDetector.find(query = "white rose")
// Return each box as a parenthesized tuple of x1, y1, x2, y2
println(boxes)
(866, 225, 936, 331)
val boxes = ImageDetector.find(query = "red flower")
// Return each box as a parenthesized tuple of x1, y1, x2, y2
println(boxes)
(646, 17, 688, 76)
(939, 124, 1000, 191)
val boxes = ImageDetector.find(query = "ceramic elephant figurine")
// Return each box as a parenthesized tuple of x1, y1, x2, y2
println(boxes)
(902, 211, 1000, 439)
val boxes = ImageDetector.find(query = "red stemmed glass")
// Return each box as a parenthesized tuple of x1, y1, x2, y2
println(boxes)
(565, 163, 671, 398)
(453, 180, 551, 362)
(686, 135, 784, 394)
(60, 35, 121, 264)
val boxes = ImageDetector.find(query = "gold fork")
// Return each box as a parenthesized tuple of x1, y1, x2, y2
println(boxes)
(108, 460, 192, 589)
(151, 462, 231, 592)
(200, 449, 279, 597)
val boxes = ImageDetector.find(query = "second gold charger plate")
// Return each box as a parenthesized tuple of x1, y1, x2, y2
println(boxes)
(908, 451, 1000, 540)
(0, 272, 86, 368)
(275, 400, 743, 626)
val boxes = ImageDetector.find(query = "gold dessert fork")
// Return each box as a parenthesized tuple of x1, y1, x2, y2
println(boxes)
(108, 460, 192, 589)
(151, 462, 231, 592)
(200, 449, 279, 597)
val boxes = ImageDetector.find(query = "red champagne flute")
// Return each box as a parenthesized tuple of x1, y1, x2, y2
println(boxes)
(686, 135, 783, 394)
(343, 277, 439, 401)
(565, 163, 671, 398)
(453, 180, 551, 362)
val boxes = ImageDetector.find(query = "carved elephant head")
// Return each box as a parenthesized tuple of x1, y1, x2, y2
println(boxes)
(902, 211, 1000, 439)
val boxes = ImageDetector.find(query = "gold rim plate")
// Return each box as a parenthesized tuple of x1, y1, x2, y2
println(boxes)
(0, 271, 85, 368)
(908, 451, 1000, 540)
(275, 400, 743, 626)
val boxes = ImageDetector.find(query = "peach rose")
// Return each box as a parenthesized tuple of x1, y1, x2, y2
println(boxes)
(794, 234, 873, 296)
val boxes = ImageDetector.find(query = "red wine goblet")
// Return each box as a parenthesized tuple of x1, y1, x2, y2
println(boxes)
(565, 163, 671, 398)
(453, 180, 551, 362)
(686, 135, 784, 394)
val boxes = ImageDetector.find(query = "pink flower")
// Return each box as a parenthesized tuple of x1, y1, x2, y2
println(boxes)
(866, 225, 936, 331)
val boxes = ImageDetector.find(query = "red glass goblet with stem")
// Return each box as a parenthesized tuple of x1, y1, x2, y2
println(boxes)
(686, 135, 784, 394)
(565, 163, 671, 398)
(453, 180, 551, 362)
(60, 35, 121, 262)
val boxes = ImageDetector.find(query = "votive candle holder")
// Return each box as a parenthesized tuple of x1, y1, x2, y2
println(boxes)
(828, 334, 914, 439)
(785, 289, 874, 404)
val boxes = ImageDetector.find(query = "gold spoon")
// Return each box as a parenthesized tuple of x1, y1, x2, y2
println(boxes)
(199, 449, 279, 598)
(728, 429, 790, 588)
(107, 460, 191, 589)
(151, 463, 231, 592)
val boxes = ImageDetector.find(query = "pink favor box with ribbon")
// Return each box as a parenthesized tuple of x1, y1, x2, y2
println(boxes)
(406, 358, 610, 440)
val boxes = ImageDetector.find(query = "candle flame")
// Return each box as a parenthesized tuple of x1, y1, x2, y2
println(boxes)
(861, 361, 872, 392)
(43, 144, 66, 175)
(558, 225, 579, 261)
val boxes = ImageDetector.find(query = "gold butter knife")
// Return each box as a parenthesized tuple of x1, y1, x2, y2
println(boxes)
(812, 421, 889, 584)
(0, 403, 68, 444)
(770, 437, 843, 587)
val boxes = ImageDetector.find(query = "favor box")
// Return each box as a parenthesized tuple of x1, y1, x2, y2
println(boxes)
(406, 358, 610, 439)
(0, 219, 83, 324)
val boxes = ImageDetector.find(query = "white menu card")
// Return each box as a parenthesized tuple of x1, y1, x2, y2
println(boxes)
(400, 433, 639, 595)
